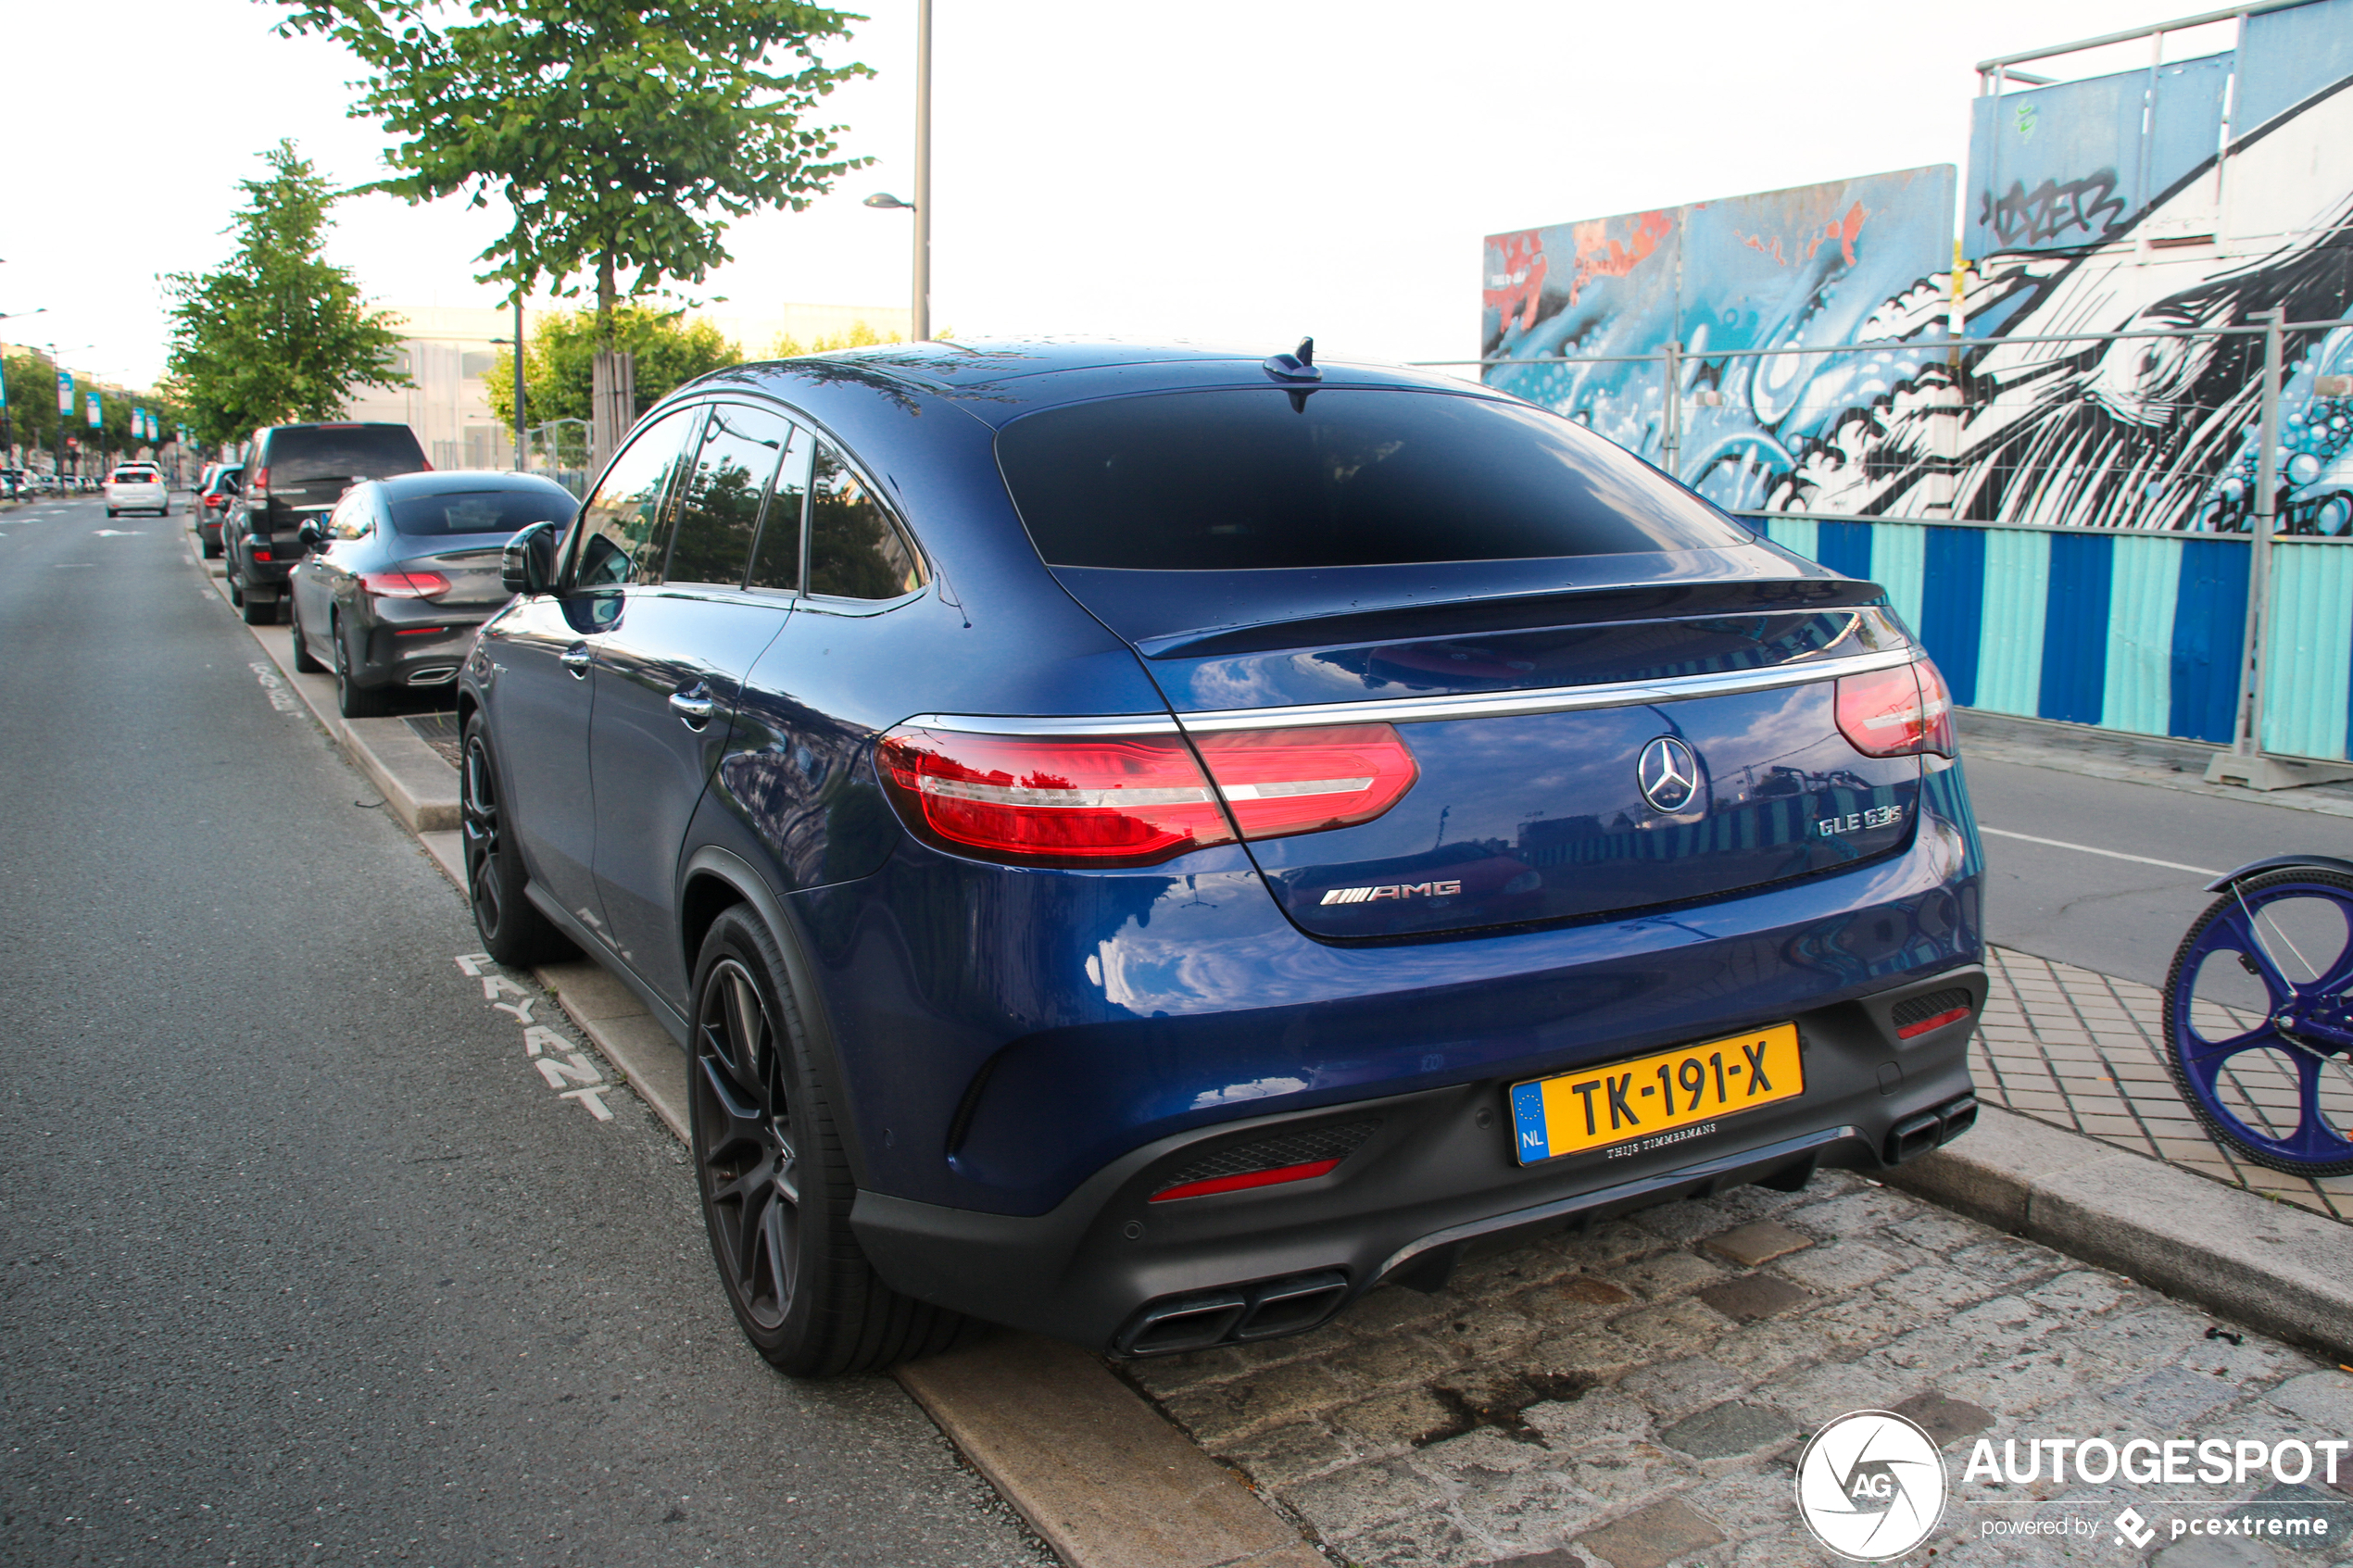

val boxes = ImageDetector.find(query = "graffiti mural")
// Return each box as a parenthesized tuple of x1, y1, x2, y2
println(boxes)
(1482, 0, 2353, 536)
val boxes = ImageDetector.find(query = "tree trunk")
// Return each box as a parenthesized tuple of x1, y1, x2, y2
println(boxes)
(588, 246, 633, 474)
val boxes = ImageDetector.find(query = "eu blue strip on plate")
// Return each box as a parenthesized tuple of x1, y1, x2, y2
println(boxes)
(1510, 1081, 1549, 1161)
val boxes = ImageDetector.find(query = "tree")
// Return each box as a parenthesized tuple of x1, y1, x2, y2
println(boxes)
(276, 0, 873, 357)
(485, 306, 741, 428)
(3, 350, 61, 460)
(766, 320, 903, 358)
(162, 141, 409, 446)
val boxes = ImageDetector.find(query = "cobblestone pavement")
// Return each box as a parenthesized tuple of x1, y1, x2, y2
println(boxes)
(1119, 1169, 2353, 1568)
(1975, 946, 2353, 1223)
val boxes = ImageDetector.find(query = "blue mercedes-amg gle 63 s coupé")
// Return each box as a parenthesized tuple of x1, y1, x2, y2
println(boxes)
(456, 340, 1983, 1376)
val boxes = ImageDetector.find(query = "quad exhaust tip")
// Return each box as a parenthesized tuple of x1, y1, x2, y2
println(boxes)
(1886, 1094, 1977, 1165)
(1115, 1269, 1350, 1357)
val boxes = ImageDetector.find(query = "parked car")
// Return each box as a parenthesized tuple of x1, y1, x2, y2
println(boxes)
(104, 463, 170, 518)
(227, 421, 427, 625)
(288, 470, 579, 719)
(192, 463, 244, 558)
(455, 341, 1985, 1377)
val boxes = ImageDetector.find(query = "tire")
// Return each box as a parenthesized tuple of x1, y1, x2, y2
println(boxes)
(106, 508, 117, 519)
(459, 712, 574, 966)
(2162, 866, 2353, 1177)
(202, 538, 222, 559)
(688, 906, 966, 1376)
(290, 608, 325, 673)
(239, 582, 275, 625)
(225, 568, 245, 608)
(333, 618, 384, 718)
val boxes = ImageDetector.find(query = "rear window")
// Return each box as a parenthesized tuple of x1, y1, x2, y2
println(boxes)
(261, 425, 425, 481)
(109, 470, 157, 483)
(388, 486, 575, 537)
(995, 387, 1749, 571)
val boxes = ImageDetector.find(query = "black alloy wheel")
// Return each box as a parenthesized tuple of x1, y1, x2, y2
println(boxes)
(697, 954, 805, 1335)
(333, 616, 384, 718)
(687, 908, 964, 1376)
(458, 712, 571, 965)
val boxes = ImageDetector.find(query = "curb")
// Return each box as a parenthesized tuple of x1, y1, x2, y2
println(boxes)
(1885, 1103, 2353, 1360)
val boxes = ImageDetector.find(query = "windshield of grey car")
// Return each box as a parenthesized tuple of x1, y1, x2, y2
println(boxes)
(389, 489, 575, 536)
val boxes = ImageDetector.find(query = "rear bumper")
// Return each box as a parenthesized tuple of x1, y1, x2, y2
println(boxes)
(850, 965, 1983, 1354)
(354, 617, 488, 690)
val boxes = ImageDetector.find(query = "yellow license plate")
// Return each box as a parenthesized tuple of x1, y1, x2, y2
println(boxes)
(1508, 1023, 1804, 1164)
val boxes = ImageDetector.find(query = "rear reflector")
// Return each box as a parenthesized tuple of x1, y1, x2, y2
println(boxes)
(1151, 1158, 1342, 1202)
(875, 722, 1417, 869)
(1836, 658, 1956, 759)
(1896, 1007, 1971, 1039)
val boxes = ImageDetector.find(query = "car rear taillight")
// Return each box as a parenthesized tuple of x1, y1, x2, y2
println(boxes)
(875, 721, 1419, 868)
(251, 467, 269, 492)
(877, 728, 1235, 866)
(1190, 724, 1420, 842)
(362, 571, 453, 600)
(1836, 659, 1956, 759)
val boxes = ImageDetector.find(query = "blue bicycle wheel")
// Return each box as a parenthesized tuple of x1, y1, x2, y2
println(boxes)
(2162, 866, 2353, 1177)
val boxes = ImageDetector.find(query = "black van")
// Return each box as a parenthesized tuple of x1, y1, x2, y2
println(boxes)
(227, 422, 427, 624)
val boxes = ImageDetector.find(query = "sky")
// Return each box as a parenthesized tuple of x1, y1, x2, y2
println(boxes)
(1, 0, 2208, 392)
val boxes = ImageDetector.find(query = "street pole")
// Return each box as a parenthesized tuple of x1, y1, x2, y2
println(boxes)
(912, 0, 931, 342)
(512, 291, 526, 470)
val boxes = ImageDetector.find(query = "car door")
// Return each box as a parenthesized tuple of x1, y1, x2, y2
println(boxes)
(483, 407, 698, 940)
(585, 400, 799, 1006)
(291, 487, 371, 659)
(724, 430, 929, 892)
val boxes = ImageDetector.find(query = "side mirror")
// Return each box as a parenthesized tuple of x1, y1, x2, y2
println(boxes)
(296, 521, 322, 549)
(502, 520, 560, 596)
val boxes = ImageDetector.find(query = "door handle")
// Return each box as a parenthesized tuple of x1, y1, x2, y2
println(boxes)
(560, 643, 593, 678)
(669, 686, 717, 729)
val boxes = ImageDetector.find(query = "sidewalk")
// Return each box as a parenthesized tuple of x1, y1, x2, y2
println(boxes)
(1975, 946, 2353, 1222)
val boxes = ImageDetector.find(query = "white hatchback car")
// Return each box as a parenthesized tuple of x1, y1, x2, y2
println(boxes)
(105, 465, 169, 518)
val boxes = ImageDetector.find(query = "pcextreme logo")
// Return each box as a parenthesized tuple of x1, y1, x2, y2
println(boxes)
(1794, 1410, 1947, 1562)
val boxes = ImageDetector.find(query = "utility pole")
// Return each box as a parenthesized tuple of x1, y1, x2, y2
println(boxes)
(511, 291, 525, 470)
(912, 0, 931, 342)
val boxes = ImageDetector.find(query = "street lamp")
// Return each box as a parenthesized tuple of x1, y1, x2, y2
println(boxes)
(862, 0, 931, 342)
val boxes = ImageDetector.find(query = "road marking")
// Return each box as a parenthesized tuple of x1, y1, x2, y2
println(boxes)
(246, 659, 300, 713)
(1980, 825, 2221, 879)
(453, 953, 617, 1125)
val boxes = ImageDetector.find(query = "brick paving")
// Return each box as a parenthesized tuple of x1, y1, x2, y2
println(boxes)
(1119, 1173, 2353, 1567)
(1974, 945, 2353, 1222)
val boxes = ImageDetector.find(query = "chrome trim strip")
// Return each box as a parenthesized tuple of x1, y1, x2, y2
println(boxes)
(1176, 646, 1917, 733)
(899, 711, 1183, 736)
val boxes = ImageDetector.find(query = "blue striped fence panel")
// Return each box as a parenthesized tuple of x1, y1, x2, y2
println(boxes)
(1743, 516, 2259, 750)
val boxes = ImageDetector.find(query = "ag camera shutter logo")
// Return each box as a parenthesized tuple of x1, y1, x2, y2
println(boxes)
(1795, 1410, 1947, 1561)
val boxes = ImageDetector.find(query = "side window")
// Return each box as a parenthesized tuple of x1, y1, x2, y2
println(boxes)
(571, 408, 697, 588)
(746, 426, 813, 593)
(807, 441, 926, 600)
(666, 403, 795, 588)
(327, 489, 371, 541)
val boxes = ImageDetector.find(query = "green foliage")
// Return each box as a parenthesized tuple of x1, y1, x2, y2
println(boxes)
(485, 306, 742, 428)
(277, 0, 874, 346)
(162, 141, 409, 446)
(766, 320, 902, 358)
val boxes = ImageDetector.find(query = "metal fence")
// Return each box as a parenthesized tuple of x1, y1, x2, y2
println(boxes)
(1447, 313, 2353, 775)
(522, 418, 591, 498)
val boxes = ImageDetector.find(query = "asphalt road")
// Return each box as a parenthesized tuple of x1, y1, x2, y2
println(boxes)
(0, 495, 1048, 1566)
(1966, 754, 2353, 987)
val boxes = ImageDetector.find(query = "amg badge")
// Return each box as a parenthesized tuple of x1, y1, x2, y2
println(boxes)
(1320, 880, 1463, 906)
